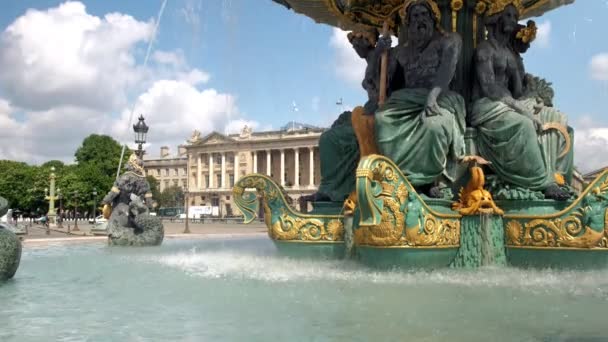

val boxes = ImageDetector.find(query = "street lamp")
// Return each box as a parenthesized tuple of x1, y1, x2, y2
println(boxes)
(57, 188, 63, 228)
(44, 166, 58, 232)
(183, 187, 190, 234)
(92, 188, 98, 224)
(133, 114, 149, 158)
(72, 191, 80, 232)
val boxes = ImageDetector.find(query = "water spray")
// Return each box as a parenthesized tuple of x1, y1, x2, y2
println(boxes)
(115, 0, 168, 180)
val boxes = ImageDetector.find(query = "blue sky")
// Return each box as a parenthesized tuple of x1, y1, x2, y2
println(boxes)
(0, 0, 607, 171)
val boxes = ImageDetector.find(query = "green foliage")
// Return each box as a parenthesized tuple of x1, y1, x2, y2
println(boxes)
(0, 134, 133, 215)
(146, 176, 161, 204)
(159, 185, 184, 208)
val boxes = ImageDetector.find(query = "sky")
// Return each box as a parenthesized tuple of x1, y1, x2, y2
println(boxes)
(0, 0, 607, 173)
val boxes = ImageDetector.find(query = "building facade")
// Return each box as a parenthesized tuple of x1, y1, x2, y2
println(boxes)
(143, 146, 188, 192)
(144, 124, 324, 217)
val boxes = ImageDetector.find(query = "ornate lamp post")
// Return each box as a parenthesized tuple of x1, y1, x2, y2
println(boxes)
(133, 115, 149, 158)
(44, 166, 58, 234)
(91, 188, 98, 224)
(183, 187, 190, 234)
(72, 191, 80, 232)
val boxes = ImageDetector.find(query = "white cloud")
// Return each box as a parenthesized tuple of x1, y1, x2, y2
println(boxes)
(0, 99, 109, 163)
(574, 128, 608, 173)
(0, 1, 262, 163)
(329, 28, 366, 87)
(111, 80, 243, 155)
(534, 21, 551, 48)
(0, 1, 154, 112)
(572, 116, 608, 173)
(152, 50, 186, 67)
(590, 53, 608, 81)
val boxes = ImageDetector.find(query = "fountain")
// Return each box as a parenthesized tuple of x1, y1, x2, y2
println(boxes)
(101, 153, 164, 246)
(232, 0, 608, 269)
(0, 196, 21, 281)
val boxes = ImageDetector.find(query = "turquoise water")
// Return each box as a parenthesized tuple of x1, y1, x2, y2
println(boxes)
(1, 237, 608, 341)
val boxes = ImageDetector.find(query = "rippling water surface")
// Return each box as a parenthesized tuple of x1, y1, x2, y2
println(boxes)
(1, 237, 608, 341)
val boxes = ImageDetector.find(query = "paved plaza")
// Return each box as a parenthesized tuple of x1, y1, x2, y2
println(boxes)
(16, 219, 268, 242)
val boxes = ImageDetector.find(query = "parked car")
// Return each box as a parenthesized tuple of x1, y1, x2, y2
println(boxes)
(88, 215, 107, 224)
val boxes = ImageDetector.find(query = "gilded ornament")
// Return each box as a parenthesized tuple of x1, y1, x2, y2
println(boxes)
(515, 20, 537, 43)
(450, 0, 463, 11)
(343, 191, 357, 216)
(234, 174, 344, 242)
(354, 155, 460, 247)
(475, 1, 487, 14)
(452, 158, 504, 216)
(505, 220, 523, 246)
(483, 0, 524, 17)
(450, 0, 463, 32)
(508, 214, 607, 249)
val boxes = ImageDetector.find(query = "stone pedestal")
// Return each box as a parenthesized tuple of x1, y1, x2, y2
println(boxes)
(0, 226, 22, 281)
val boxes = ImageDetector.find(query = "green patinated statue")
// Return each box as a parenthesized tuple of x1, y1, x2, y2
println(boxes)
(470, 1, 570, 200)
(306, 29, 381, 202)
(374, 0, 466, 198)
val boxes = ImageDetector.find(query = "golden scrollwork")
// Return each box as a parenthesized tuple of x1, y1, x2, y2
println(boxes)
(483, 0, 524, 17)
(405, 213, 461, 246)
(354, 196, 405, 246)
(270, 208, 344, 242)
(505, 216, 607, 249)
(354, 157, 460, 247)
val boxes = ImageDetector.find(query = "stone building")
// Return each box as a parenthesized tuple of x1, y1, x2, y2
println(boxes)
(143, 146, 188, 192)
(144, 123, 324, 216)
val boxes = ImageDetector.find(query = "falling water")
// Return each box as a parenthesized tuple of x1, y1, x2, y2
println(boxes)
(479, 212, 494, 266)
(115, 0, 169, 179)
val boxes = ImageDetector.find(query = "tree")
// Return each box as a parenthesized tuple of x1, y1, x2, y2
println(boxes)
(159, 185, 184, 208)
(0, 160, 36, 211)
(74, 134, 131, 179)
(146, 176, 161, 205)
(73, 134, 132, 205)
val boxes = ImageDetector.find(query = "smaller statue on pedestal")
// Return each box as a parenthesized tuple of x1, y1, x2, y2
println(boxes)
(101, 153, 164, 246)
(0, 196, 21, 281)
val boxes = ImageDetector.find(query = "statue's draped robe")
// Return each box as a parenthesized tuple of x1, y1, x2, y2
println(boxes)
(375, 88, 466, 186)
(470, 98, 553, 190)
(316, 111, 360, 202)
(538, 104, 574, 183)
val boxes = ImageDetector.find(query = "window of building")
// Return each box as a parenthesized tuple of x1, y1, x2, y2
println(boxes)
(229, 175, 235, 188)
(216, 174, 221, 188)
(173, 180, 178, 187)
(156, 169, 160, 176)
(175, 168, 179, 176)
(205, 175, 209, 188)
(165, 168, 169, 177)
(164, 180, 169, 189)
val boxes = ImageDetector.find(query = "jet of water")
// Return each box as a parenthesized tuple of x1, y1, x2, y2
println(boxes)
(116, 0, 169, 179)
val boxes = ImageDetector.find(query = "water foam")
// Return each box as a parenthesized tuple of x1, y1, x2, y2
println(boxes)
(148, 248, 608, 298)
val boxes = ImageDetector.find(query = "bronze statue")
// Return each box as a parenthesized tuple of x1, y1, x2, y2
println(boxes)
(470, 1, 570, 200)
(102, 153, 164, 246)
(373, 0, 466, 198)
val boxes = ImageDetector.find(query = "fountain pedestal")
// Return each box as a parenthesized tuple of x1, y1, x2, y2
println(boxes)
(0, 224, 22, 281)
